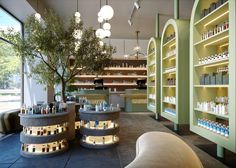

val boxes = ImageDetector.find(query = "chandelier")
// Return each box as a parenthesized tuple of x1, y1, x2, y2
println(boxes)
(96, 0, 114, 39)
(129, 31, 145, 59)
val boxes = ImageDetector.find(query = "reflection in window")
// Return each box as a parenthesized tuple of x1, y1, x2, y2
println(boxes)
(0, 7, 22, 112)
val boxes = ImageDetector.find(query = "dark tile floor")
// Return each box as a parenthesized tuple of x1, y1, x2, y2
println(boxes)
(0, 112, 232, 168)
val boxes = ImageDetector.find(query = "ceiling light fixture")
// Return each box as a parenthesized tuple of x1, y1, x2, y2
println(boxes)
(74, 0, 81, 24)
(128, 19, 132, 26)
(123, 40, 129, 58)
(100, 0, 114, 21)
(128, 0, 140, 26)
(129, 31, 145, 59)
(96, 0, 112, 39)
(134, 1, 140, 10)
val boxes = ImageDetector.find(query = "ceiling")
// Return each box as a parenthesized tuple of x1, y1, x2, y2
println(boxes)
(40, 0, 195, 40)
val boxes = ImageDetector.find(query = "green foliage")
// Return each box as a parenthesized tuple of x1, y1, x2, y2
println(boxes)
(0, 40, 20, 89)
(1, 9, 115, 101)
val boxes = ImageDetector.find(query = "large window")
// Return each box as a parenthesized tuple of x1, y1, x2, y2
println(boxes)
(0, 7, 23, 112)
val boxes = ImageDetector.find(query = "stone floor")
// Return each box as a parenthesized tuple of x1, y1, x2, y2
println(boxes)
(0, 112, 232, 168)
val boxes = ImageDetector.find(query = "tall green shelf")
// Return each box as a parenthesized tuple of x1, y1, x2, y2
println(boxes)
(160, 19, 189, 130)
(147, 37, 161, 119)
(190, 0, 236, 157)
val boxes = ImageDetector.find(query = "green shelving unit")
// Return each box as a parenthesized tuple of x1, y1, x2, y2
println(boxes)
(190, 0, 236, 157)
(147, 37, 161, 119)
(161, 19, 190, 130)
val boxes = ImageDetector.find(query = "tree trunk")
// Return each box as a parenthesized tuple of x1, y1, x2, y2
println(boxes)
(61, 79, 66, 103)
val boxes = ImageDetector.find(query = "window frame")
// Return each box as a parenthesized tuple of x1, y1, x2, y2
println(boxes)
(0, 5, 24, 107)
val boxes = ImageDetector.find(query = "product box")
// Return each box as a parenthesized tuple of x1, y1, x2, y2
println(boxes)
(216, 72, 223, 84)
(200, 74, 207, 85)
(204, 74, 210, 85)
(210, 2, 217, 12)
(223, 73, 229, 84)
(210, 73, 217, 85)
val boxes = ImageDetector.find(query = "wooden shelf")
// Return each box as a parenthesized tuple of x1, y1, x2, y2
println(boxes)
(163, 85, 176, 88)
(105, 67, 146, 71)
(163, 54, 176, 61)
(147, 51, 155, 57)
(163, 38, 176, 48)
(194, 29, 229, 47)
(75, 75, 147, 78)
(194, 85, 228, 88)
(163, 101, 176, 105)
(194, 58, 229, 68)
(194, 2, 229, 28)
(163, 69, 176, 74)
(148, 73, 155, 77)
(194, 108, 229, 119)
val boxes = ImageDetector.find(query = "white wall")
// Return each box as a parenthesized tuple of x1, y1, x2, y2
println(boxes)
(103, 38, 149, 58)
(24, 62, 48, 106)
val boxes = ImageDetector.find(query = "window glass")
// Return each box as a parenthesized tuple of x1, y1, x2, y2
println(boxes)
(0, 7, 22, 112)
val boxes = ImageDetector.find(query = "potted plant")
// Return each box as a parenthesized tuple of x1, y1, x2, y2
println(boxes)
(1, 10, 115, 103)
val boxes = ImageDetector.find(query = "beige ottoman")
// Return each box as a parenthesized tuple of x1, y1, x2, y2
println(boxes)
(125, 132, 203, 168)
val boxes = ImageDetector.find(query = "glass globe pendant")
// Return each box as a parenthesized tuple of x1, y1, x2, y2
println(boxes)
(100, 5, 114, 20)
(103, 22, 111, 30)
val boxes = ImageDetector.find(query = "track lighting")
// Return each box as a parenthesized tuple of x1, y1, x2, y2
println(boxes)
(128, 19, 132, 26)
(134, 1, 140, 10)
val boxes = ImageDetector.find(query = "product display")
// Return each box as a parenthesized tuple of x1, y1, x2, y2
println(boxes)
(200, 66, 228, 85)
(161, 18, 189, 128)
(166, 78, 176, 85)
(148, 94, 155, 99)
(197, 118, 229, 138)
(164, 108, 176, 116)
(81, 135, 119, 145)
(21, 139, 68, 154)
(79, 108, 120, 149)
(196, 97, 228, 115)
(164, 96, 176, 104)
(200, 0, 228, 19)
(190, 0, 235, 157)
(19, 110, 70, 157)
(23, 123, 68, 136)
(201, 21, 229, 41)
(20, 102, 67, 115)
(165, 49, 176, 58)
(164, 32, 175, 44)
(198, 51, 229, 65)
(80, 120, 118, 130)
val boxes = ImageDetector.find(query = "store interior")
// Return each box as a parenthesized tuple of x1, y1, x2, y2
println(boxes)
(0, 0, 236, 167)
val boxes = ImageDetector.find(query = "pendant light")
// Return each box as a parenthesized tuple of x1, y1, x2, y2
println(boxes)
(123, 40, 129, 58)
(74, 0, 81, 24)
(34, 0, 41, 22)
(96, 0, 105, 39)
(100, 0, 114, 21)
(74, 0, 82, 51)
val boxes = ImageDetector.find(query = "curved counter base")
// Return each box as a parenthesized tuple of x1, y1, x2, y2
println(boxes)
(20, 145, 68, 158)
(80, 139, 119, 149)
(80, 127, 119, 136)
(20, 131, 68, 144)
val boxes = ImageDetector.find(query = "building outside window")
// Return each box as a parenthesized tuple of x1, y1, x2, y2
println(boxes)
(0, 7, 22, 113)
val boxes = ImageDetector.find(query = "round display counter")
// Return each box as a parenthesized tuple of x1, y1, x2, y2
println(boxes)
(79, 108, 120, 149)
(19, 112, 70, 158)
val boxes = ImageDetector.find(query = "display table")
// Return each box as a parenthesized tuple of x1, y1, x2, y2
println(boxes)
(79, 108, 120, 149)
(124, 89, 148, 112)
(19, 112, 69, 158)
